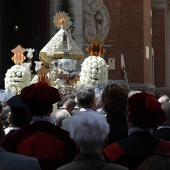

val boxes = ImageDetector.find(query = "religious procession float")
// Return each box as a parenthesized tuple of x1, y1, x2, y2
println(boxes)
(0, 12, 109, 107)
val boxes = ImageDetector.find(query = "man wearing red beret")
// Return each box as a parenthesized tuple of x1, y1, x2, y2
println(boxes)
(103, 92, 170, 170)
(2, 82, 77, 170)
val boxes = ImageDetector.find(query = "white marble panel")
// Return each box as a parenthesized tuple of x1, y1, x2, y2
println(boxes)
(73, 16, 83, 36)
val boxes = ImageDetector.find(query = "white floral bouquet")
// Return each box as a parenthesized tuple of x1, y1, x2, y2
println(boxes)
(4, 65, 31, 94)
(80, 56, 108, 87)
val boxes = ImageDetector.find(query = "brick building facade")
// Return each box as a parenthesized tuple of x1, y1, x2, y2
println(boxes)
(103, 0, 170, 94)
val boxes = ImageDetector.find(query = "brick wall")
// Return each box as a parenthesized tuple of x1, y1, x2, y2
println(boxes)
(104, 0, 153, 84)
(152, 9, 166, 87)
(143, 0, 152, 84)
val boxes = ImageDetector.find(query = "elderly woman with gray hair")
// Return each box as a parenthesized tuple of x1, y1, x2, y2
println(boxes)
(57, 111, 128, 170)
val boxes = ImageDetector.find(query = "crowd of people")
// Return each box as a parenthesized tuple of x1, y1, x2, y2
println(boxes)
(1, 81, 170, 170)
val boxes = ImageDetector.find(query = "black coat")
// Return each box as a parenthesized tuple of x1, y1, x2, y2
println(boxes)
(152, 127, 170, 141)
(103, 131, 170, 170)
(105, 113, 128, 146)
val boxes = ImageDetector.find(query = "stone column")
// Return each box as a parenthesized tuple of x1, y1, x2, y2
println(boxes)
(72, 0, 83, 71)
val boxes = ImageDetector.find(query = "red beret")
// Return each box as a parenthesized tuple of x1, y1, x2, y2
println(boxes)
(21, 82, 60, 106)
(128, 92, 166, 128)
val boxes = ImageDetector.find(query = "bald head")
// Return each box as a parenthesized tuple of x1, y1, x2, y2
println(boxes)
(158, 95, 169, 103)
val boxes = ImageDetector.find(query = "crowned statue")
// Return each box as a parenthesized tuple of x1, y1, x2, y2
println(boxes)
(38, 12, 84, 88)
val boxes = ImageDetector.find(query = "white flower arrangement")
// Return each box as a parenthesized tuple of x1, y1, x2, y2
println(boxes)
(80, 56, 108, 87)
(4, 65, 31, 94)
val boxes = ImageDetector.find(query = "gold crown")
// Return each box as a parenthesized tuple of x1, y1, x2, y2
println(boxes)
(53, 11, 71, 29)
